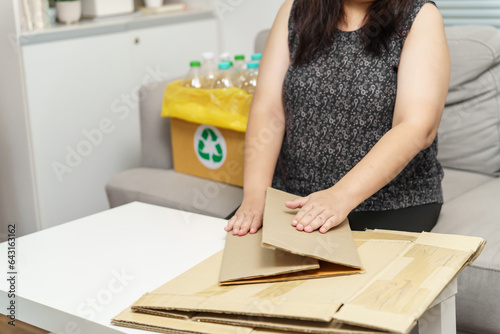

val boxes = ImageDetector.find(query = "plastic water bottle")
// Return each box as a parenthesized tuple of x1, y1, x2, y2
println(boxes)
(181, 61, 202, 88)
(201, 52, 218, 89)
(251, 53, 262, 62)
(214, 61, 234, 89)
(241, 61, 259, 94)
(233, 54, 247, 88)
(234, 54, 247, 72)
(219, 52, 231, 62)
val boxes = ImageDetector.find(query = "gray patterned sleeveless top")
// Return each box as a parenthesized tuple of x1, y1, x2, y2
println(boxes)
(272, 0, 443, 211)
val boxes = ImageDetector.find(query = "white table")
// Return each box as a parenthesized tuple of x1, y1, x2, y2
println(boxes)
(0, 202, 456, 334)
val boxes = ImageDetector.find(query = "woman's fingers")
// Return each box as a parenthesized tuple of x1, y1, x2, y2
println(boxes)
(289, 189, 348, 233)
(249, 215, 262, 234)
(224, 215, 237, 231)
(225, 210, 263, 236)
(294, 204, 325, 231)
(237, 214, 254, 236)
(285, 196, 309, 210)
(318, 216, 342, 234)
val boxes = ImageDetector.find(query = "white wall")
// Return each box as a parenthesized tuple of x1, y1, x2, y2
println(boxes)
(0, 1, 39, 239)
(216, 0, 282, 58)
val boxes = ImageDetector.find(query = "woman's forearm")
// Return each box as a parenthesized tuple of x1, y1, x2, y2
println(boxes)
(333, 120, 436, 212)
(242, 100, 285, 200)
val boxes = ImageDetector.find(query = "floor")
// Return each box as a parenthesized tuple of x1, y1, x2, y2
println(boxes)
(0, 314, 49, 334)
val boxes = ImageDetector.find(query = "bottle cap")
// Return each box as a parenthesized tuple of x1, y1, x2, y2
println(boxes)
(251, 53, 262, 61)
(201, 52, 215, 60)
(247, 62, 259, 69)
(219, 52, 231, 61)
(219, 61, 231, 70)
(235, 54, 245, 60)
(190, 61, 201, 67)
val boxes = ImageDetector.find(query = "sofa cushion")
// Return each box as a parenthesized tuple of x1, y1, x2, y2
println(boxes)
(441, 167, 495, 203)
(432, 177, 500, 333)
(106, 168, 243, 219)
(437, 26, 500, 176)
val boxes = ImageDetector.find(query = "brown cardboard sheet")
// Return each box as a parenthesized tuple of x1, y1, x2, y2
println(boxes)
(219, 229, 361, 285)
(262, 188, 362, 269)
(113, 229, 485, 334)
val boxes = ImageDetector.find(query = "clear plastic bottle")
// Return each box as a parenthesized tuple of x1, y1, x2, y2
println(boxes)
(201, 52, 218, 89)
(219, 52, 231, 62)
(241, 61, 259, 94)
(251, 53, 262, 63)
(213, 61, 234, 89)
(233, 54, 247, 88)
(234, 54, 247, 72)
(181, 61, 202, 88)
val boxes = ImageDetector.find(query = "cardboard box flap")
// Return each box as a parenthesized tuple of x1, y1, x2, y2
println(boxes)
(335, 231, 485, 333)
(219, 229, 361, 285)
(262, 188, 362, 269)
(193, 312, 385, 334)
(220, 230, 319, 283)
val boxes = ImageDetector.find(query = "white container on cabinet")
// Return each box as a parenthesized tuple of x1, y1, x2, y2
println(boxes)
(82, 0, 134, 18)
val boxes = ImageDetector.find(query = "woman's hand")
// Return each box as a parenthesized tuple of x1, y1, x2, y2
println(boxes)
(224, 196, 265, 236)
(285, 188, 351, 234)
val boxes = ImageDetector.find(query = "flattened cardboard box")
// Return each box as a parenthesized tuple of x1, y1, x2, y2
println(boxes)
(170, 118, 244, 187)
(113, 229, 485, 334)
(219, 188, 363, 285)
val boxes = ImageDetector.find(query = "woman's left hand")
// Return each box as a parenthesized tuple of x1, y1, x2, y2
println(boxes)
(285, 188, 350, 234)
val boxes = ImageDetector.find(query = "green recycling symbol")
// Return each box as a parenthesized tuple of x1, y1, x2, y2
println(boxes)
(194, 125, 227, 169)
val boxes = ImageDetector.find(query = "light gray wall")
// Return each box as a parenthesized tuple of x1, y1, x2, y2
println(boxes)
(216, 0, 282, 57)
(0, 1, 40, 239)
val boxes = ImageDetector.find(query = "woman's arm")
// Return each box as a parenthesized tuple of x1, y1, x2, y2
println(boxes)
(286, 3, 451, 233)
(224, 0, 293, 236)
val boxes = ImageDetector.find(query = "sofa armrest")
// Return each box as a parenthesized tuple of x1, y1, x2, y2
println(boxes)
(139, 80, 174, 169)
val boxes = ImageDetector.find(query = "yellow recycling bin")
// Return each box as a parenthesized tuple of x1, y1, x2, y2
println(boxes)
(162, 80, 252, 187)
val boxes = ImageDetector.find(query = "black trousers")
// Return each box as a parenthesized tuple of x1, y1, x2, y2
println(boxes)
(226, 202, 442, 233)
(348, 203, 442, 232)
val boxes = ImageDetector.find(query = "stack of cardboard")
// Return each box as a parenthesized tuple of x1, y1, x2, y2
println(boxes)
(113, 189, 485, 334)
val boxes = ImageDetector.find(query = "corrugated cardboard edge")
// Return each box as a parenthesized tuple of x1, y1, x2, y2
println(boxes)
(112, 307, 254, 334)
(333, 305, 415, 334)
(132, 292, 340, 323)
(220, 263, 363, 286)
(193, 312, 385, 334)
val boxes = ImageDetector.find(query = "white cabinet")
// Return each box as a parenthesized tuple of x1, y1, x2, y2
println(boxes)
(22, 32, 141, 229)
(15, 15, 219, 231)
(131, 19, 219, 84)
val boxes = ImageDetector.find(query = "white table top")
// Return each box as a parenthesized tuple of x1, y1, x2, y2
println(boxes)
(0, 202, 228, 333)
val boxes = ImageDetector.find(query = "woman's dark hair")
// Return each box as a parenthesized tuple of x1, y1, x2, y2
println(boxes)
(291, 0, 415, 66)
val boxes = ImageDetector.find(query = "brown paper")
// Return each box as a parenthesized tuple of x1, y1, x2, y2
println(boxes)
(219, 229, 361, 285)
(262, 188, 362, 269)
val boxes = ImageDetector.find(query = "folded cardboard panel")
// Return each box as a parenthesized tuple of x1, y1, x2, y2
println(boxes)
(262, 188, 363, 269)
(113, 230, 485, 334)
(219, 229, 361, 285)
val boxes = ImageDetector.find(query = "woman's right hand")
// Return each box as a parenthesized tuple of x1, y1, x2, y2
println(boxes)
(224, 196, 265, 236)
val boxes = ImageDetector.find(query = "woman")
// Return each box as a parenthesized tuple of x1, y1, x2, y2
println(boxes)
(225, 0, 450, 235)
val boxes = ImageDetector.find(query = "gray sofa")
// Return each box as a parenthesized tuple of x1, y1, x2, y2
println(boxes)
(106, 26, 500, 333)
